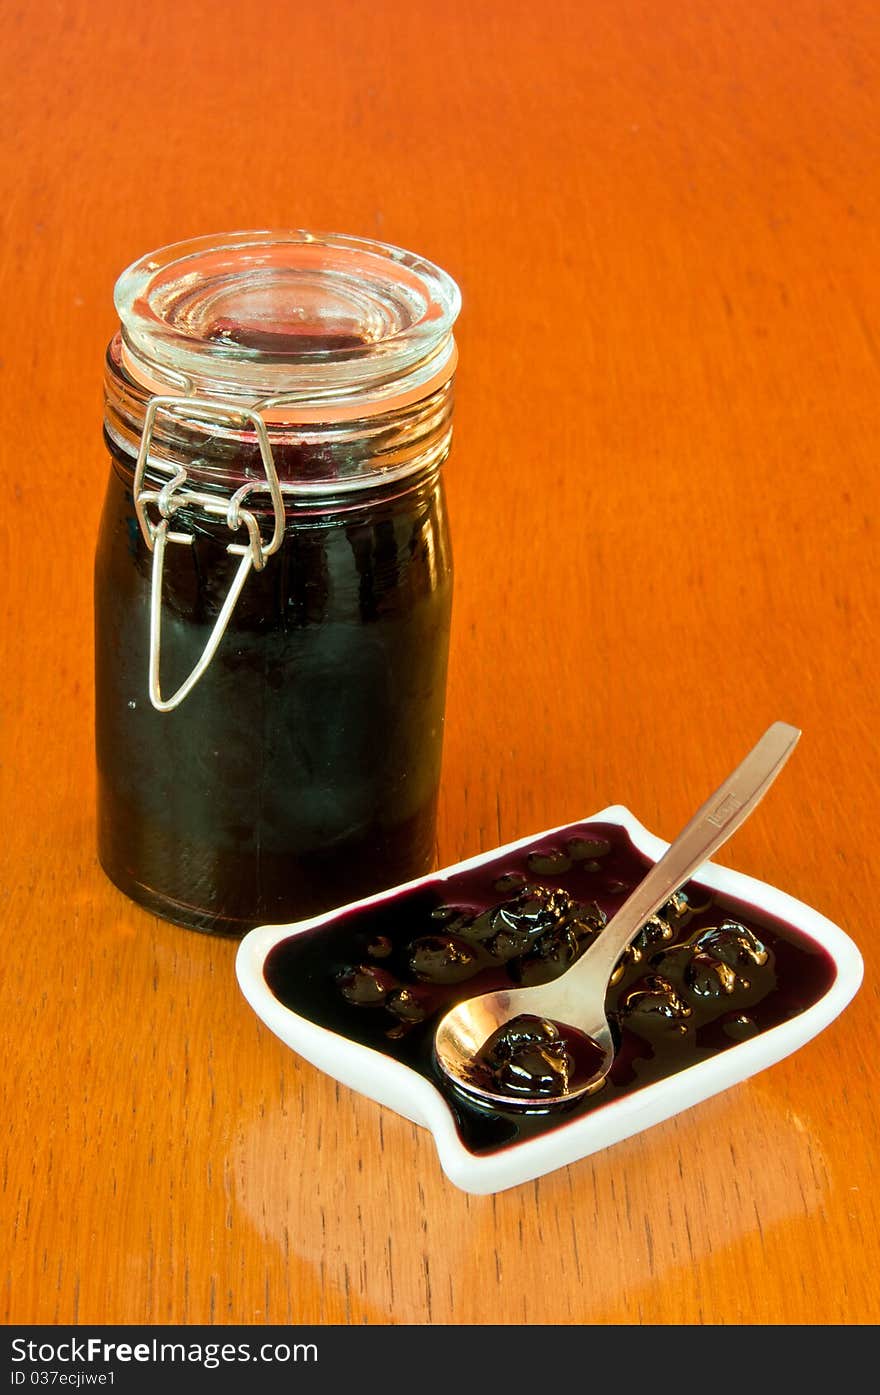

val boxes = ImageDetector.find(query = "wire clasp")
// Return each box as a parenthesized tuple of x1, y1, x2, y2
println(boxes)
(132, 395, 286, 712)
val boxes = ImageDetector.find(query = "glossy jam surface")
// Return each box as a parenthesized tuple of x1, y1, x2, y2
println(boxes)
(468, 1015, 607, 1100)
(95, 440, 453, 934)
(263, 821, 836, 1153)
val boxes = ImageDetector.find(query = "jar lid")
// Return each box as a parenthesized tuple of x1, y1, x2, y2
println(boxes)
(114, 230, 461, 416)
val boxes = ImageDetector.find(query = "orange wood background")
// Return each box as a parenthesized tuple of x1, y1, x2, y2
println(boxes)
(2, 0, 879, 1325)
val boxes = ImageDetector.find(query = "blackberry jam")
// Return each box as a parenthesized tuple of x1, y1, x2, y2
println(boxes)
(468, 1015, 607, 1099)
(96, 232, 460, 934)
(262, 821, 837, 1153)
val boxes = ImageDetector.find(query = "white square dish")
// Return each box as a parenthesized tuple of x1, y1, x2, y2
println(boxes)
(235, 805, 863, 1195)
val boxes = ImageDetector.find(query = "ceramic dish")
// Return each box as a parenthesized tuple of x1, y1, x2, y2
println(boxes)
(235, 805, 863, 1195)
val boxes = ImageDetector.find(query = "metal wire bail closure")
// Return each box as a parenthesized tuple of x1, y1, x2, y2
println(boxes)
(132, 395, 286, 712)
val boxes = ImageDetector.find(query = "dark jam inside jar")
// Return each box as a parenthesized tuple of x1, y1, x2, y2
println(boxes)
(95, 436, 453, 934)
(262, 821, 837, 1153)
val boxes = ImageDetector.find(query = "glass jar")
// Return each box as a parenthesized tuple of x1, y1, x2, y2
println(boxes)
(95, 231, 460, 934)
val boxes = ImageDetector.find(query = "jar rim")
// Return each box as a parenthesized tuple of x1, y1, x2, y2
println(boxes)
(114, 230, 461, 406)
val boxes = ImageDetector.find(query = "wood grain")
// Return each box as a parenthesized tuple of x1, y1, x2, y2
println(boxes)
(2, 0, 879, 1325)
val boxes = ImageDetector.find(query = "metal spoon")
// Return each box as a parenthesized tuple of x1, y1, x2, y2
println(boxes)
(434, 721, 801, 1109)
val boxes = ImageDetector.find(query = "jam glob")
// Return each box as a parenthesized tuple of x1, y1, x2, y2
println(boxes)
(467, 1015, 608, 1101)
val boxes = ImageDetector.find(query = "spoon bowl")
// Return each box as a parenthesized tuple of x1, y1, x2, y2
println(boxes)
(434, 722, 802, 1109)
(434, 984, 616, 1109)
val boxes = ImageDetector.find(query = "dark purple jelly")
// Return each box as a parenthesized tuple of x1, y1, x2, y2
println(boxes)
(466, 1015, 607, 1100)
(262, 821, 837, 1153)
(95, 431, 453, 934)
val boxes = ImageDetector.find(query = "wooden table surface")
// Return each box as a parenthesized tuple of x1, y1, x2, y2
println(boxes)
(2, 0, 878, 1327)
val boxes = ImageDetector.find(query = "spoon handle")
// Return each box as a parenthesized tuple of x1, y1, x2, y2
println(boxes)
(581, 721, 801, 987)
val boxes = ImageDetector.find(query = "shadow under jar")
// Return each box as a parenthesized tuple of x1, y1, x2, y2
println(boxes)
(96, 231, 460, 934)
